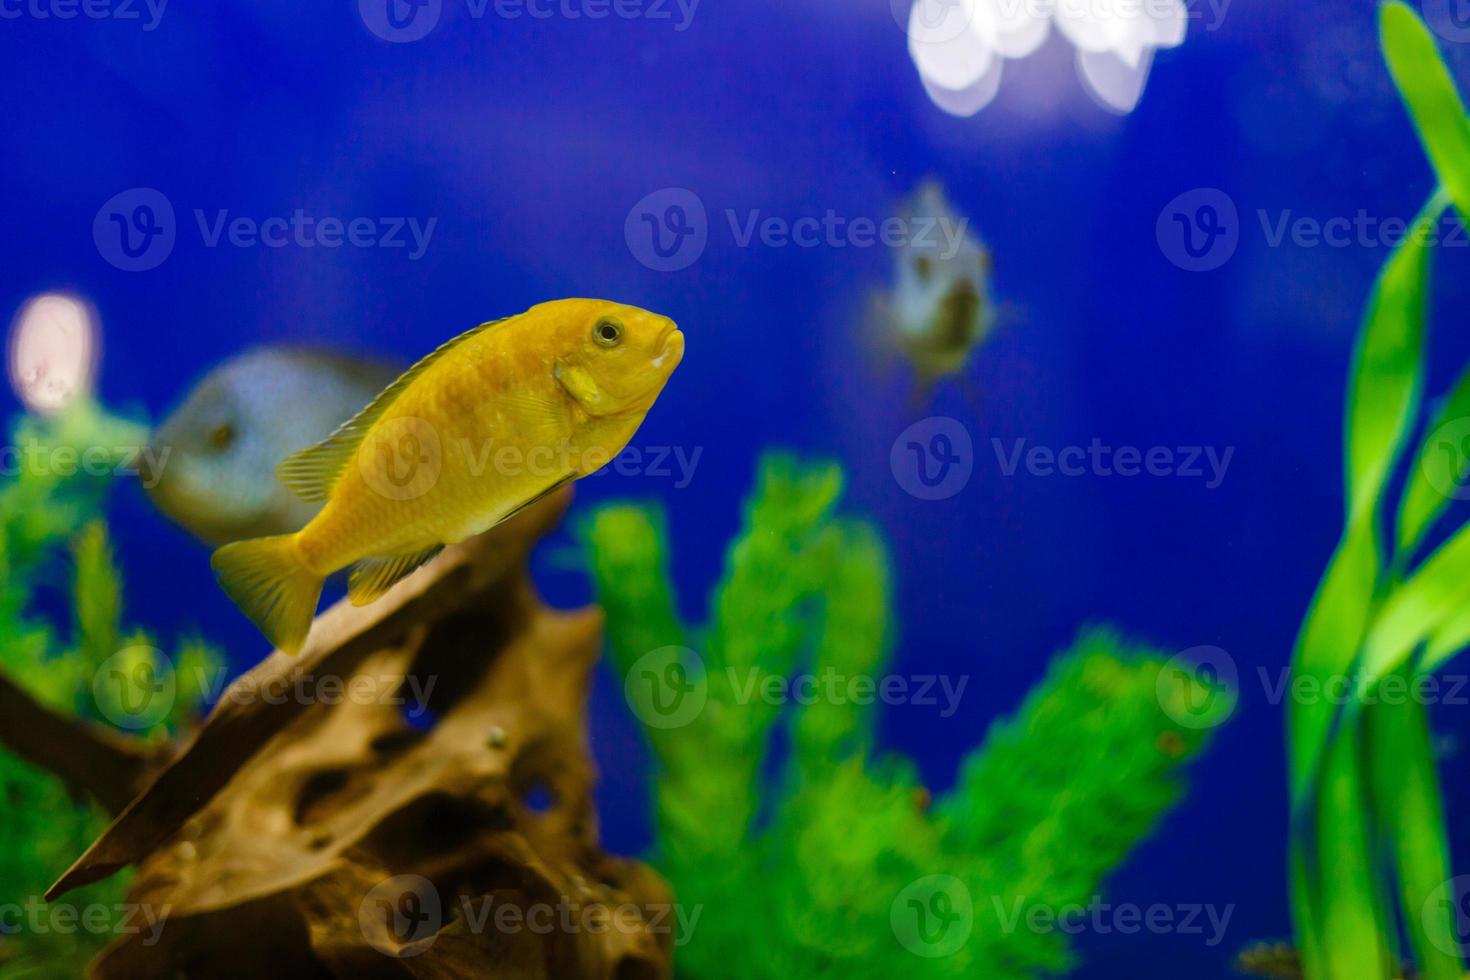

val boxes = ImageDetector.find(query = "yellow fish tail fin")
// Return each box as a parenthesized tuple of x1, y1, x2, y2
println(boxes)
(211, 534, 322, 655)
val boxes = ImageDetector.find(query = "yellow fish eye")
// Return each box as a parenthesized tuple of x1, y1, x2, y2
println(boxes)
(593, 316, 623, 348)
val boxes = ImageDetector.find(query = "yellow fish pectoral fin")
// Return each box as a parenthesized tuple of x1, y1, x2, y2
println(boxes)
(347, 545, 445, 606)
(211, 534, 323, 655)
(276, 317, 507, 503)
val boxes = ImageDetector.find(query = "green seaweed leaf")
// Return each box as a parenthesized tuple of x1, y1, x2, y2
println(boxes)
(582, 456, 1217, 980)
(1313, 733, 1394, 979)
(1288, 191, 1444, 807)
(1396, 360, 1470, 556)
(1367, 663, 1464, 980)
(1363, 518, 1470, 681)
(1382, 1, 1470, 224)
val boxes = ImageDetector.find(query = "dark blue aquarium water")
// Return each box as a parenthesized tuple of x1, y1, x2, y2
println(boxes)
(7, 1, 1470, 977)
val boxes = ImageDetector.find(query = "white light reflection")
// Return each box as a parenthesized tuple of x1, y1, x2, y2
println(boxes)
(905, 0, 1187, 116)
(8, 293, 99, 415)
(921, 50, 1006, 117)
(1077, 45, 1155, 113)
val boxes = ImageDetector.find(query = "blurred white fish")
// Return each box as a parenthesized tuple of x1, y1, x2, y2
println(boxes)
(870, 182, 996, 395)
(142, 347, 398, 546)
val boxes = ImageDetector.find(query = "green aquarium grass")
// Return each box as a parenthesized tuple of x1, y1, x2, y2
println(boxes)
(0, 402, 222, 979)
(1285, 5, 1470, 979)
(578, 451, 1222, 978)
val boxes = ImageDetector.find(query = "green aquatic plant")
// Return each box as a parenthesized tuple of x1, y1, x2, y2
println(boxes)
(1286, 5, 1470, 978)
(0, 402, 222, 978)
(579, 452, 1222, 978)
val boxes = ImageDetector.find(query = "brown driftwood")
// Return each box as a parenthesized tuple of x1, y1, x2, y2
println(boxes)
(41, 490, 671, 979)
(0, 670, 164, 815)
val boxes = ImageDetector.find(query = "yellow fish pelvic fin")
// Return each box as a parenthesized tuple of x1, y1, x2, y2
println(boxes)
(211, 534, 323, 655)
(276, 317, 506, 503)
(347, 544, 445, 606)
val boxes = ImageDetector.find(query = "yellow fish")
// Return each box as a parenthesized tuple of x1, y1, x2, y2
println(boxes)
(211, 298, 684, 654)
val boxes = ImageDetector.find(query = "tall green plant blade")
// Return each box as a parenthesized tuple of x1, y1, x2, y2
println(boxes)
(1290, 849, 1326, 979)
(1382, 2, 1470, 224)
(1367, 665, 1464, 980)
(1288, 192, 1442, 806)
(1288, 531, 1380, 807)
(1315, 731, 1395, 979)
(1343, 192, 1442, 520)
(1424, 601, 1470, 669)
(1397, 360, 1470, 556)
(1363, 519, 1470, 682)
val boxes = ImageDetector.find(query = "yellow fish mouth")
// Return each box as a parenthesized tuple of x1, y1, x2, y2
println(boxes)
(653, 325, 684, 370)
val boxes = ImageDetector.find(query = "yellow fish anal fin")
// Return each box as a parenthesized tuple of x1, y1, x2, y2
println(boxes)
(347, 544, 445, 606)
(276, 317, 508, 503)
(497, 473, 575, 525)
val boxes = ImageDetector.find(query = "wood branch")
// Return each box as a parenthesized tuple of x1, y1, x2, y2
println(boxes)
(0, 668, 162, 814)
(46, 486, 673, 979)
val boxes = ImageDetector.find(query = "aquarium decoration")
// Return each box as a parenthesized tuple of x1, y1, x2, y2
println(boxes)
(36, 488, 673, 978)
(578, 452, 1223, 978)
(1285, 5, 1470, 979)
(0, 402, 221, 977)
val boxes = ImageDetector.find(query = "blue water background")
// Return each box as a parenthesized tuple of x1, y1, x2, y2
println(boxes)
(7, 1, 1470, 975)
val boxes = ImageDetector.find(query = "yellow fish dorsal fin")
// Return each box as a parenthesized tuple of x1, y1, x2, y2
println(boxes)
(276, 318, 506, 503)
(347, 544, 445, 605)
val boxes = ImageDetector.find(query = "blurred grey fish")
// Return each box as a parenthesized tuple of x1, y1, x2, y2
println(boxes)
(869, 181, 996, 393)
(141, 347, 399, 546)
